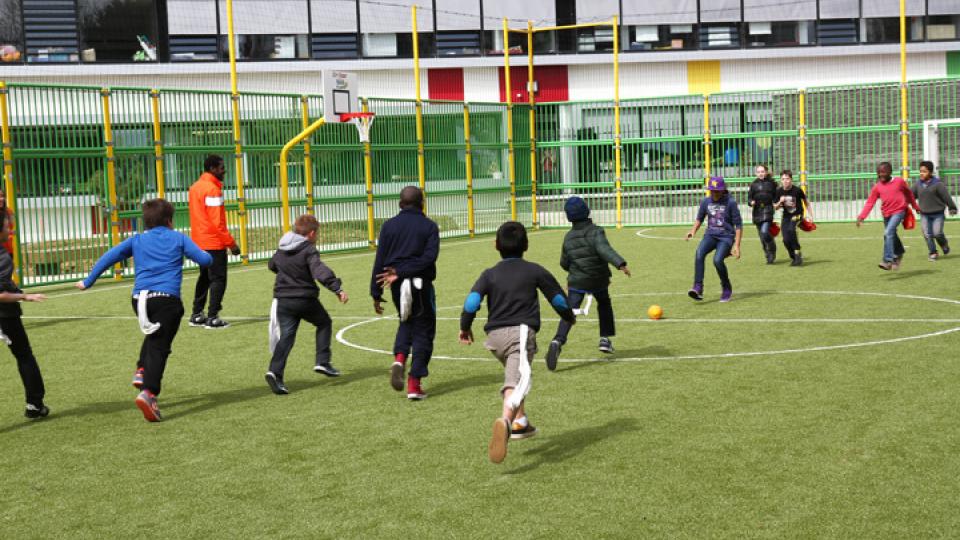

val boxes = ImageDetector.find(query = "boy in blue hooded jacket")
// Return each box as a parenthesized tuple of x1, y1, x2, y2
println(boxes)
(685, 177, 743, 302)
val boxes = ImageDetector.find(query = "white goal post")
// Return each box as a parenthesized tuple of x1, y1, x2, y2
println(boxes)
(922, 118, 960, 175)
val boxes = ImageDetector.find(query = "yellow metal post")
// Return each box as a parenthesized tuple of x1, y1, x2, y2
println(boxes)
(799, 90, 808, 193)
(362, 99, 376, 248)
(899, 0, 909, 179)
(464, 102, 475, 237)
(503, 18, 517, 221)
(412, 5, 427, 207)
(150, 89, 165, 199)
(225, 0, 249, 263)
(0, 82, 21, 283)
(279, 118, 326, 232)
(703, 95, 711, 190)
(101, 89, 123, 280)
(527, 20, 538, 228)
(300, 96, 315, 212)
(613, 16, 623, 228)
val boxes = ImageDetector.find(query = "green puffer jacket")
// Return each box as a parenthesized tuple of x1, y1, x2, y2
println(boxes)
(560, 219, 626, 291)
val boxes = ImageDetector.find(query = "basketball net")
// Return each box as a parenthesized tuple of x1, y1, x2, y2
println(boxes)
(340, 112, 375, 143)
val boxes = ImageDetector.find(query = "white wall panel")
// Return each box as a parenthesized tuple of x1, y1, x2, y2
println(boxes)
(358, 69, 427, 99)
(622, 0, 696, 25)
(436, 0, 482, 30)
(719, 52, 947, 92)
(569, 63, 687, 100)
(218, 0, 310, 34)
(360, 0, 433, 33)
(701, 0, 741, 23)
(576, 0, 619, 23)
(482, 0, 556, 27)
(744, 0, 816, 22)
(168, 0, 219, 34)
(819, 0, 859, 18)
(463, 67, 501, 102)
(311, 0, 358, 33)
(930, 0, 960, 15)
(863, 0, 925, 17)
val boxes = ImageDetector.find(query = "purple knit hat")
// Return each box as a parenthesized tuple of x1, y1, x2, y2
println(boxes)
(707, 176, 727, 192)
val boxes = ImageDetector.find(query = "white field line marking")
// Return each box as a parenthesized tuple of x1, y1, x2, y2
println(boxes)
(42, 230, 560, 301)
(635, 228, 886, 242)
(335, 290, 960, 363)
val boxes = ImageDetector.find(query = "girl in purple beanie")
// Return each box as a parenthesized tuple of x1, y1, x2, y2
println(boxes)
(685, 177, 743, 302)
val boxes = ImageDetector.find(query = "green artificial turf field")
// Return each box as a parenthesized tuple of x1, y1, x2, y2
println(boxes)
(2, 222, 959, 538)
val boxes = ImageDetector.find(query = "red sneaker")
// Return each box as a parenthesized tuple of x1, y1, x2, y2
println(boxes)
(135, 390, 163, 422)
(132, 367, 144, 389)
(406, 376, 427, 400)
(391, 353, 406, 392)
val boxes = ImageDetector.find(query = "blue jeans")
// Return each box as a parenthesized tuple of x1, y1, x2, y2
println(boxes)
(920, 212, 948, 254)
(694, 234, 733, 288)
(882, 212, 906, 263)
(755, 221, 776, 255)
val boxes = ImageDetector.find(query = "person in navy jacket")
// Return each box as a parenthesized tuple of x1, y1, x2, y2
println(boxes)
(685, 177, 743, 303)
(371, 186, 440, 401)
(77, 199, 212, 422)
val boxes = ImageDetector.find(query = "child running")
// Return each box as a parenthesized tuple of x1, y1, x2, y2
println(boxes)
(459, 222, 576, 464)
(77, 199, 212, 422)
(544, 196, 630, 370)
(747, 164, 778, 264)
(0, 211, 49, 419)
(773, 170, 813, 266)
(856, 162, 919, 270)
(265, 214, 348, 395)
(686, 177, 743, 302)
(913, 160, 957, 261)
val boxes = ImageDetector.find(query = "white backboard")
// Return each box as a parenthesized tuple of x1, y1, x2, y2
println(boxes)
(322, 70, 358, 122)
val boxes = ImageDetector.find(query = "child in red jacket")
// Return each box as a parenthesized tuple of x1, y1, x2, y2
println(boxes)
(856, 162, 919, 271)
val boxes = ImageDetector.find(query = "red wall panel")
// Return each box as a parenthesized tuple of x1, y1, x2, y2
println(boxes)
(498, 65, 568, 103)
(427, 68, 465, 101)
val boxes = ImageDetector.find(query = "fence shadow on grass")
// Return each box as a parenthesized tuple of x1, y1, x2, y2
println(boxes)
(505, 417, 639, 475)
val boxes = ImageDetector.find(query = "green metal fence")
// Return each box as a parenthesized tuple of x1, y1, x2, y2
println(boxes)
(1, 77, 958, 287)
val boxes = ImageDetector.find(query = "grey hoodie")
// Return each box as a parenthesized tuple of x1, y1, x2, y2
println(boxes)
(913, 177, 958, 215)
(268, 232, 342, 299)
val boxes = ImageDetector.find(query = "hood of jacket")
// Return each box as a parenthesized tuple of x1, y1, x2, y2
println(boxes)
(278, 231, 310, 252)
(920, 176, 941, 187)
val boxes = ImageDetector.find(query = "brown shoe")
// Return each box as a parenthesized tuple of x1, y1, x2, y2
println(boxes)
(878, 262, 893, 271)
(390, 362, 404, 392)
(488, 417, 510, 464)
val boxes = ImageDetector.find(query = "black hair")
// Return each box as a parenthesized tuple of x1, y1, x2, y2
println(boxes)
(780, 169, 793, 178)
(919, 160, 935, 173)
(495, 221, 528, 257)
(204, 154, 224, 172)
(878, 161, 893, 173)
(399, 186, 424, 210)
(142, 198, 175, 229)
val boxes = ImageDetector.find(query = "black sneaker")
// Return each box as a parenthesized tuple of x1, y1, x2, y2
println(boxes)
(545, 340, 561, 371)
(943, 245, 951, 256)
(314, 363, 341, 377)
(598, 337, 614, 354)
(188, 313, 207, 327)
(265, 372, 289, 395)
(765, 252, 775, 265)
(510, 421, 538, 440)
(204, 317, 229, 329)
(24, 403, 49, 419)
(791, 254, 803, 267)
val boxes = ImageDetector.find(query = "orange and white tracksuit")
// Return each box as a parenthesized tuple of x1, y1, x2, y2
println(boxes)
(188, 172, 236, 251)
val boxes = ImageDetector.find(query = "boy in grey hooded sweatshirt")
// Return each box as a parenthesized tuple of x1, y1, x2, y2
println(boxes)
(265, 214, 348, 394)
(913, 161, 958, 261)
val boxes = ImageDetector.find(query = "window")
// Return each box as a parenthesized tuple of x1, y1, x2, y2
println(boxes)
(0, 0, 23, 63)
(79, 0, 160, 62)
(862, 18, 924, 43)
(363, 33, 435, 58)
(700, 24, 741, 48)
(747, 21, 815, 47)
(221, 34, 310, 60)
(436, 31, 482, 56)
(623, 24, 696, 51)
(929, 1, 960, 41)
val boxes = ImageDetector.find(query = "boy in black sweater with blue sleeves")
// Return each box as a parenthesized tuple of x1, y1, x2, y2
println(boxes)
(371, 186, 439, 400)
(459, 222, 576, 464)
(266, 214, 348, 395)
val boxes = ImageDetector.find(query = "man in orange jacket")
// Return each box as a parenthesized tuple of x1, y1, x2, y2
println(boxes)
(188, 155, 240, 329)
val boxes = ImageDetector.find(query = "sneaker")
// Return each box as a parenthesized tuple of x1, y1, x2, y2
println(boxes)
(204, 317, 229, 330)
(188, 313, 207, 327)
(545, 340, 561, 371)
(791, 254, 803, 267)
(720, 288, 733, 302)
(598, 337, 614, 354)
(489, 417, 510, 464)
(24, 403, 49, 419)
(688, 282, 704, 301)
(132, 367, 144, 389)
(314, 363, 341, 377)
(134, 390, 163, 422)
(891, 260, 901, 271)
(406, 376, 427, 400)
(390, 361, 405, 392)
(929, 253, 938, 261)
(943, 245, 950, 256)
(265, 371, 289, 395)
(878, 261, 893, 271)
(510, 421, 538, 440)
(765, 252, 775, 265)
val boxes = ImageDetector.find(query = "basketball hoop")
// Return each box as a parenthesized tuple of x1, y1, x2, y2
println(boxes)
(340, 112, 375, 143)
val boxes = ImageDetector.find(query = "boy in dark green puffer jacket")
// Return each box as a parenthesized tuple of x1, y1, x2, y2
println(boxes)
(545, 197, 630, 370)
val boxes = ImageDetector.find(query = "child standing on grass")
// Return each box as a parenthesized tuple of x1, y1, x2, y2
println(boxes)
(773, 170, 813, 267)
(747, 164, 779, 264)
(686, 177, 743, 302)
(544, 196, 630, 370)
(0, 211, 49, 420)
(459, 222, 576, 464)
(76, 199, 212, 422)
(913, 160, 957, 261)
(265, 214, 348, 395)
(856, 162, 919, 271)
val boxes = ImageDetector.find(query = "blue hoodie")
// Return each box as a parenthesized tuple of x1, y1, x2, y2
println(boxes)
(696, 194, 743, 239)
(83, 226, 212, 297)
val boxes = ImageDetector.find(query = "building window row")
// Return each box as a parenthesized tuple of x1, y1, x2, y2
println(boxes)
(1, 1, 959, 65)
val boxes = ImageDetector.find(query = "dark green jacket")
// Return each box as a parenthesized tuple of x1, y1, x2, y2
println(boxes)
(560, 219, 626, 291)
